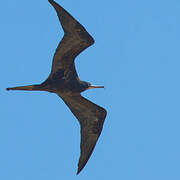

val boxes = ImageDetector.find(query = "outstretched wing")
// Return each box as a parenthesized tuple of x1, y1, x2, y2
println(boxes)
(48, 0, 94, 81)
(57, 93, 107, 174)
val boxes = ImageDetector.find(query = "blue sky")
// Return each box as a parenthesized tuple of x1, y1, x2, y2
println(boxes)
(1, 0, 180, 179)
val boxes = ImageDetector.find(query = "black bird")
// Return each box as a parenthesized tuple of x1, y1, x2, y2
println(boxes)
(6, 0, 107, 174)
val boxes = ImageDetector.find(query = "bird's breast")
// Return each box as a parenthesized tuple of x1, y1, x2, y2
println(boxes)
(42, 78, 83, 94)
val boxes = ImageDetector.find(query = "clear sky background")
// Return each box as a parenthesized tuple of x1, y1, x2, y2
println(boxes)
(1, 0, 180, 179)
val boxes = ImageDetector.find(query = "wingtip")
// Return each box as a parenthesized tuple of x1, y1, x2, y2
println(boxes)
(48, 0, 53, 3)
(76, 160, 87, 175)
(48, 0, 56, 5)
(76, 167, 82, 175)
(48, 0, 60, 7)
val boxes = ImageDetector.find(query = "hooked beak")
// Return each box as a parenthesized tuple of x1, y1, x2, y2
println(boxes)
(87, 85, 104, 90)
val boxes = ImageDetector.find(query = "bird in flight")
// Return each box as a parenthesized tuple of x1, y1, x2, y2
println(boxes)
(6, 0, 107, 174)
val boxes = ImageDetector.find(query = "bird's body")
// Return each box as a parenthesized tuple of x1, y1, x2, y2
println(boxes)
(7, 0, 106, 174)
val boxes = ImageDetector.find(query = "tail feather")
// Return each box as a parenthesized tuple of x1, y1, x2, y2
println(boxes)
(6, 85, 41, 91)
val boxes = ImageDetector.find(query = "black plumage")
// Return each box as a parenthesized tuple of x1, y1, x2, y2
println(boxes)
(7, 0, 107, 174)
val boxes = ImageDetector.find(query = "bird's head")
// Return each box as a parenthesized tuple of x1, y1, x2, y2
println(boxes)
(80, 81, 104, 92)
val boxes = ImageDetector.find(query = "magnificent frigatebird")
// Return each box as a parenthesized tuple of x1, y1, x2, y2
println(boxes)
(6, 0, 107, 174)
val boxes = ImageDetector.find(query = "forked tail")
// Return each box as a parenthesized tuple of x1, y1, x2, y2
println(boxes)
(6, 84, 42, 91)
